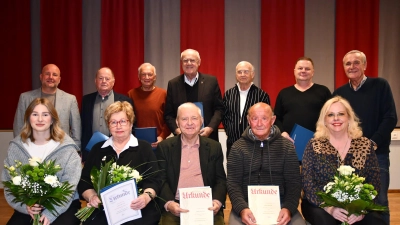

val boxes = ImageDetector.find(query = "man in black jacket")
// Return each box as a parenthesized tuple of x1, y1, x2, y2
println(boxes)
(81, 67, 134, 161)
(164, 49, 224, 141)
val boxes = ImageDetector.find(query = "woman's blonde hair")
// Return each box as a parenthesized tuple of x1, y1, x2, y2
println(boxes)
(20, 98, 65, 143)
(104, 101, 135, 125)
(315, 96, 363, 139)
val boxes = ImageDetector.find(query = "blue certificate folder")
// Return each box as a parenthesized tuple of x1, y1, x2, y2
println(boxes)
(135, 127, 157, 145)
(290, 124, 314, 161)
(193, 102, 204, 128)
(85, 131, 109, 152)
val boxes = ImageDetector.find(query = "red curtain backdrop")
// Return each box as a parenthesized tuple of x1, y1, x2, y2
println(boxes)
(335, 0, 379, 88)
(261, 0, 305, 107)
(180, 0, 225, 93)
(101, 0, 144, 94)
(41, 0, 83, 106)
(0, 0, 31, 129)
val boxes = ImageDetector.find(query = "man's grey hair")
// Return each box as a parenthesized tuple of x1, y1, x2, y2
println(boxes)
(180, 49, 201, 61)
(138, 63, 156, 75)
(343, 50, 367, 64)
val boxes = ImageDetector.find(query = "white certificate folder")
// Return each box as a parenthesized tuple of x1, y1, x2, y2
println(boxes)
(248, 185, 280, 225)
(179, 187, 213, 225)
(100, 179, 141, 225)
(289, 124, 314, 161)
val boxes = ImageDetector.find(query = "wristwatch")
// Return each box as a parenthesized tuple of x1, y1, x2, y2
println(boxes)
(145, 191, 154, 200)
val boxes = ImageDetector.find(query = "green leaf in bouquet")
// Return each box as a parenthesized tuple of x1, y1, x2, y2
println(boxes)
(25, 197, 39, 206)
(365, 202, 388, 212)
(316, 192, 346, 208)
(346, 199, 369, 215)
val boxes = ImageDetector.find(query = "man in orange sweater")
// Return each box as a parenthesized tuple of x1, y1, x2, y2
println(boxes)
(128, 63, 171, 148)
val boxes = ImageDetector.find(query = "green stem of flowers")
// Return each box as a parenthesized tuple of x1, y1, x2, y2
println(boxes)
(33, 214, 42, 225)
(75, 206, 97, 222)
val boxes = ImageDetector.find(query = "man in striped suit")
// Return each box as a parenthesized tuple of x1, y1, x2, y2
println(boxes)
(222, 61, 270, 156)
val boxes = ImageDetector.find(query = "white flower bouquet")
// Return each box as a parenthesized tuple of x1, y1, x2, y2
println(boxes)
(316, 165, 387, 225)
(3, 157, 74, 225)
(75, 157, 145, 222)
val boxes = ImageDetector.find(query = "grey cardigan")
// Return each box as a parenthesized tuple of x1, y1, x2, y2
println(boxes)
(2, 135, 81, 223)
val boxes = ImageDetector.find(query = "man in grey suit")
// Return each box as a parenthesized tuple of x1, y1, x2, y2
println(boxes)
(164, 49, 224, 141)
(13, 64, 81, 147)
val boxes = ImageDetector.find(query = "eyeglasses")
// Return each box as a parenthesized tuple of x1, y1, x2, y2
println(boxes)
(109, 119, 129, 127)
(182, 59, 197, 64)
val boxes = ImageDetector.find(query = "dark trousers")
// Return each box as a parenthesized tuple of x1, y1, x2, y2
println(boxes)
(226, 142, 233, 158)
(7, 199, 81, 225)
(82, 201, 160, 225)
(159, 210, 224, 225)
(376, 153, 390, 225)
(301, 198, 387, 225)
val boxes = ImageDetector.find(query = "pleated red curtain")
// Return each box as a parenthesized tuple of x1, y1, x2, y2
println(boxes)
(101, 0, 144, 93)
(260, 0, 305, 107)
(335, 0, 379, 88)
(180, 0, 225, 93)
(41, 0, 83, 106)
(0, 0, 31, 129)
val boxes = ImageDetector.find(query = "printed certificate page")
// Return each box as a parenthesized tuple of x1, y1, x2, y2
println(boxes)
(179, 186, 213, 225)
(100, 179, 142, 225)
(248, 185, 281, 225)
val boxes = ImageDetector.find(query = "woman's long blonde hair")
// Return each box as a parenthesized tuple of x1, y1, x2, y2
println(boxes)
(314, 96, 363, 139)
(20, 98, 65, 143)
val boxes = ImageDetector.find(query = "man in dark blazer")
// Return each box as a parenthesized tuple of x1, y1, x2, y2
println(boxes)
(81, 67, 134, 161)
(156, 103, 226, 225)
(164, 49, 224, 141)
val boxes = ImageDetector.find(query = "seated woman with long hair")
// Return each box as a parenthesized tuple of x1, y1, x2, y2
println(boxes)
(2, 98, 82, 225)
(301, 96, 386, 225)
(78, 101, 161, 225)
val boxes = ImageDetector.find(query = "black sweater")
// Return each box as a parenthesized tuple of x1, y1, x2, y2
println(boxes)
(333, 77, 397, 154)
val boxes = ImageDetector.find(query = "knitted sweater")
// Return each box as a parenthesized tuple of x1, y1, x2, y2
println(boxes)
(333, 77, 397, 154)
(227, 126, 301, 216)
(127, 86, 171, 139)
(2, 135, 81, 223)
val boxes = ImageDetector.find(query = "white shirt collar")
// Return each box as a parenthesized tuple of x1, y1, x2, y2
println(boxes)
(101, 134, 138, 153)
(236, 82, 253, 92)
(348, 75, 367, 91)
(184, 73, 199, 86)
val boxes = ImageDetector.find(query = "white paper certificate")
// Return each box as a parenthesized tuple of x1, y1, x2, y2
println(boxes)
(100, 179, 142, 225)
(248, 185, 281, 225)
(179, 187, 213, 225)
